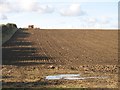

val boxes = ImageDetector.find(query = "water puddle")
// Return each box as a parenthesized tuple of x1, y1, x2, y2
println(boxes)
(45, 74, 107, 80)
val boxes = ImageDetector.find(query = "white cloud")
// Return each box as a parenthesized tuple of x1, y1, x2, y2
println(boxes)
(85, 16, 111, 24)
(37, 5, 54, 13)
(0, 0, 54, 14)
(0, 1, 10, 13)
(86, 18, 98, 23)
(18, 0, 54, 13)
(60, 4, 86, 16)
(99, 16, 111, 24)
(79, 16, 116, 29)
(0, 14, 7, 20)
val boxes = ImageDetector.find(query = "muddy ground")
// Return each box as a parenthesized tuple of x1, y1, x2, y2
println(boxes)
(2, 29, 119, 89)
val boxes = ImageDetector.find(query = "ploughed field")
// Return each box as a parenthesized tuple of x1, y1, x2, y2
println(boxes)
(2, 29, 118, 88)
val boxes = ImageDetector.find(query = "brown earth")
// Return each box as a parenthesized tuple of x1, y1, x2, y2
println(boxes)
(2, 29, 119, 89)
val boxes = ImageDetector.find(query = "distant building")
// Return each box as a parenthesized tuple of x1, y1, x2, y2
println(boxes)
(28, 25, 34, 29)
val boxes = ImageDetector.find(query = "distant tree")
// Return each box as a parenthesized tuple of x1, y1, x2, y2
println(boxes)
(6, 23, 17, 29)
(1, 23, 18, 34)
(12, 24, 17, 28)
(1, 24, 9, 33)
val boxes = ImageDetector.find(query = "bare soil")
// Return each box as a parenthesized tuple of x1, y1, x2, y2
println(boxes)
(2, 29, 119, 88)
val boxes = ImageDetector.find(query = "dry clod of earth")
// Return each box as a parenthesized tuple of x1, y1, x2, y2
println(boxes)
(48, 65, 55, 69)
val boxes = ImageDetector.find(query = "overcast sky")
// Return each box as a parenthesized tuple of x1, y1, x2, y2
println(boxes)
(0, 0, 118, 29)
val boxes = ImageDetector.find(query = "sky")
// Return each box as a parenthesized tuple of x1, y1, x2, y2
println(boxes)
(0, 0, 119, 29)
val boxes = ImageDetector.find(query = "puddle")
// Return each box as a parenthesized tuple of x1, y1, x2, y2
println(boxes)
(45, 74, 107, 80)
(45, 74, 80, 80)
